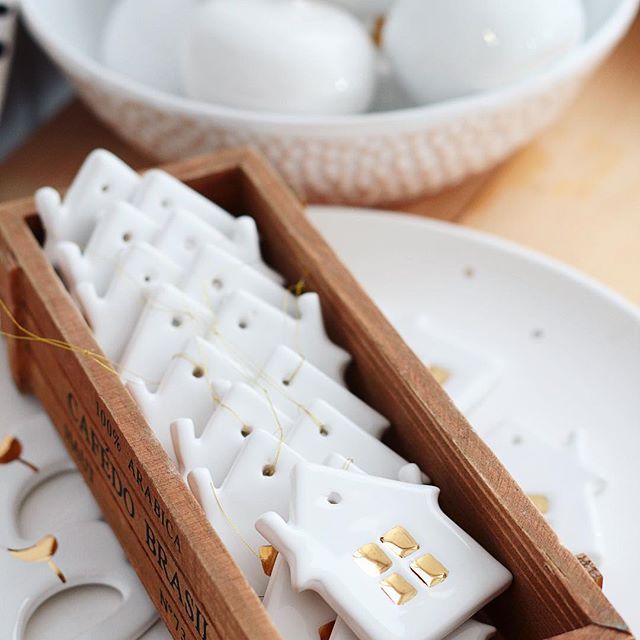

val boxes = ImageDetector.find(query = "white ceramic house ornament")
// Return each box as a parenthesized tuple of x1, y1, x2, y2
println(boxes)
(76, 242, 183, 362)
(36, 149, 140, 264)
(0, 520, 157, 640)
(213, 290, 350, 383)
(119, 284, 214, 387)
(181, 243, 293, 312)
(126, 337, 233, 461)
(152, 207, 282, 282)
(483, 423, 604, 562)
(171, 382, 295, 485)
(56, 201, 160, 297)
(188, 430, 306, 595)
(256, 464, 511, 640)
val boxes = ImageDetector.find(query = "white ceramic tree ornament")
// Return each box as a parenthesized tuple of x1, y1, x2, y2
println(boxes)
(188, 430, 306, 595)
(119, 284, 214, 387)
(257, 463, 511, 640)
(182, 0, 377, 115)
(36, 149, 140, 264)
(171, 382, 294, 485)
(213, 290, 350, 383)
(0, 520, 157, 640)
(483, 423, 604, 562)
(126, 337, 233, 461)
(76, 242, 183, 361)
(152, 207, 282, 282)
(56, 201, 160, 297)
(181, 243, 293, 312)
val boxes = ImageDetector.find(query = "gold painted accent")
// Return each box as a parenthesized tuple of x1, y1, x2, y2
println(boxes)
(380, 526, 419, 558)
(353, 543, 392, 576)
(8, 535, 66, 583)
(372, 15, 386, 48)
(429, 365, 451, 385)
(0, 435, 39, 472)
(529, 494, 550, 514)
(259, 545, 278, 577)
(410, 553, 448, 587)
(318, 620, 336, 640)
(380, 573, 417, 605)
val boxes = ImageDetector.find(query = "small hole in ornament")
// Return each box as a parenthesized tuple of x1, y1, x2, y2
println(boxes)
(212, 278, 223, 290)
(161, 198, 171, 208)
(122, 232, 132, 243)
(143, 274, 152, 283)
(319, 425, 329, 437)
(192, 366, 204, 379)
(241, 425, 252, 438)
(463, 266, 475, 278)
(101, 184, 110, 193)
(327, 492, 341, 505)
(171, 316, 183, 328)
(238, 318, 248, 330)
(281, 378, 290, 386)
(512, 435, 523, 445)
(262, 464, 275, 477)
(531, 328, 544, 339)
(184, 237, 197, 251)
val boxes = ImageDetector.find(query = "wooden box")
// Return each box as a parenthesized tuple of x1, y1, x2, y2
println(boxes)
(0, 148, 631, 640)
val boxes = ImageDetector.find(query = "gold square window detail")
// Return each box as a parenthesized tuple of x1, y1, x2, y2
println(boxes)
(353, 543, 392, 576)
(380, 573, 417, 605)
(380, 526, 419, 558)
(410, 553, 448, 587)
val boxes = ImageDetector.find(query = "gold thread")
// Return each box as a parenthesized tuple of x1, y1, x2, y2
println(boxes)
(5, 535, 67, 583)
(0, 435, 39, 472)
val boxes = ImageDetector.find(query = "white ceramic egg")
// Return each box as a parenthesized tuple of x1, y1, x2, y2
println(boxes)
(101, 0, 196, 94)
(384, 0, 586, 103)
(181, 0, 377, 115)
(327, 0, 394, 20)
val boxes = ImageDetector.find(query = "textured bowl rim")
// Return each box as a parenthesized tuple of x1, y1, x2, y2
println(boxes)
(21, 0, 639, 132)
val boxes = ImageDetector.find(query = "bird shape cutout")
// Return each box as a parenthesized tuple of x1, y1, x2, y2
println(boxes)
(119, 283, 214, 389)
(212, 289, 350, 384)
(256, 463, 511, 640)
(263, 454, 424, 640)
(187, 430, 306, 595)
(0, 520, 157, 640)
(0, 414, 102, 542)
(171, 381, 295, 486)
(56, 201, 160, 297)
(152, 207, 282, 283)
(126, 336, 236, 462)
(36, 149, 140, 264)
(75, 241, 183, 362)
(394, 317, 503, 415)
(181, 242, 294, 310)
(482, 423, 605, 563)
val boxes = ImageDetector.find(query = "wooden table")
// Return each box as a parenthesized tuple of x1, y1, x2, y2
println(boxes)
(2, 15, 639, 305)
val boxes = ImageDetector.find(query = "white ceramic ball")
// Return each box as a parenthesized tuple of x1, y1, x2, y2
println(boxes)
(327, 0, 394, 19)
(101, 0, 196, 94)
(384, 0, 586, 103)
(181, 0, 377, 115)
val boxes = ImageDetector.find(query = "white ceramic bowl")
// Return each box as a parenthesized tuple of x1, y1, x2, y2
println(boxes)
(21, 0, 638, 205)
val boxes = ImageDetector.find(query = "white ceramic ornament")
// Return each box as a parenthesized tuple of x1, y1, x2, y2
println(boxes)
(188, 430, 306, 595)
(76, 242, 183, 361)
(397, 320, 503, 414)
(181, 243, 293, 312)
(126, 337, 233, 461)
(213, 289, 350, 383)
(260, 345, 388, 438)
(181, 0, 377, 115)
(0, 520, 157, 640)
(286, 399, 414, 481)
(256, 463, 511, 640)
(0, 414, 102, 541)
(56, 201, 160, 297)
(171, 382, 295, 485)
(483, 423, 604, 562)
(384, 0, 586, 103)
(36, 149, 140, 264)
(152, 207, 282, 282)
(101, 0, 196, 94)
(119, 283, 214, 387)
(131, 169, 236, 235)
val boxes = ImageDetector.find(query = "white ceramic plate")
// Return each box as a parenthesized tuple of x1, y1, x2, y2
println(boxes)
(308, 206, 640, 634)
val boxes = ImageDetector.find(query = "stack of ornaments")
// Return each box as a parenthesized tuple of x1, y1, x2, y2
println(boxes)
(38, 149, 512, 640)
